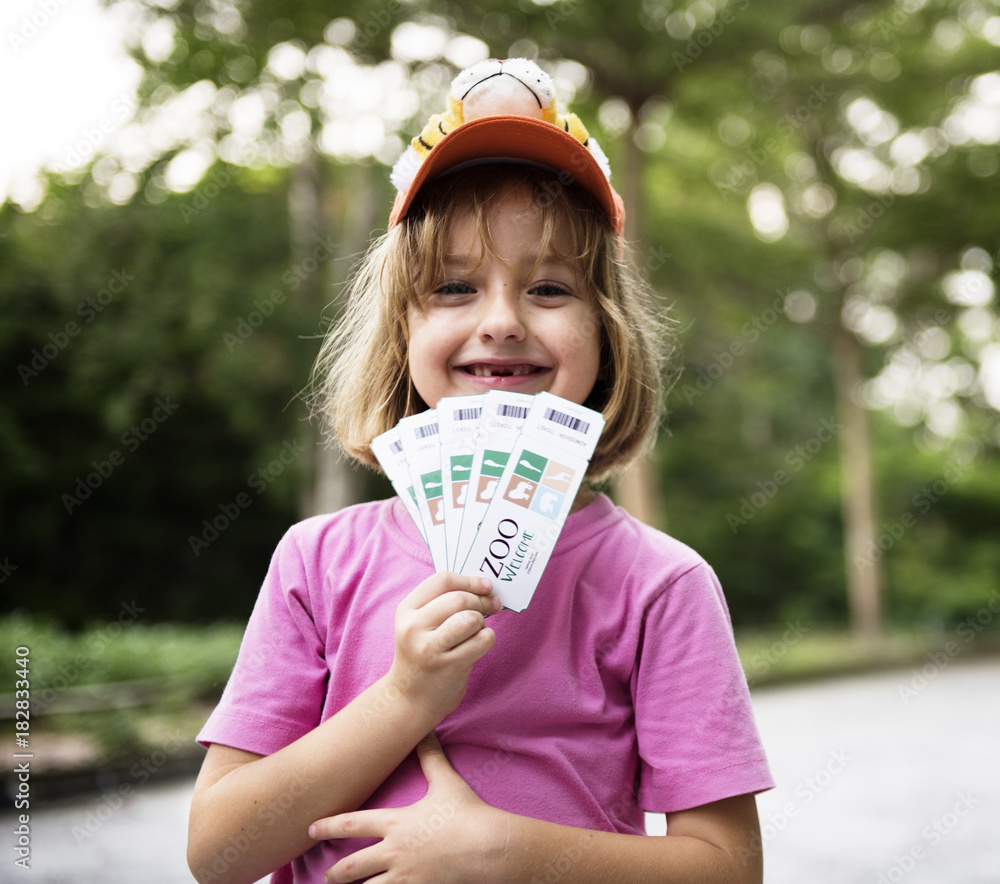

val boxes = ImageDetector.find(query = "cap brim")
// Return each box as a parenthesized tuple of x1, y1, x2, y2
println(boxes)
(388, 115, 625, 237)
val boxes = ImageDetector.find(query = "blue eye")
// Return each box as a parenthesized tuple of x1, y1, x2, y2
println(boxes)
(433, 282, 475, 296)
(530, 283, 571, 297)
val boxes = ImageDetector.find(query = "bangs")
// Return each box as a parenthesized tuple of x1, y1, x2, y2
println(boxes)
(401, 164, 611, 304)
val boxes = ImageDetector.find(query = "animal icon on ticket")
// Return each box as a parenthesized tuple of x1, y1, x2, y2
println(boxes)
(508, 481, 533, 501)
(541, 461, 576, 493)
(504, 478, 538, 507)
(537, 491, 559, 514)
(517, 458, 542, 476)
(530, 486, 565, 519)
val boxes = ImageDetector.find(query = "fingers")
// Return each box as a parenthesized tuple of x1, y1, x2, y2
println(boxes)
(310, 810, 383, 843)
(390, 574, 500, 719)
(397, 574, 501, 656)
(322, 835, 386, 884)
(401, 572, 497, 614)
(421, 585, 502, 625)
(443, 620, 497, 662)
(416, 730, 452, 781)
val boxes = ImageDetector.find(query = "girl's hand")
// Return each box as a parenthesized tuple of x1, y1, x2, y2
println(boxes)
(311, 731, 509, 884)
(387, 572, 500, 723)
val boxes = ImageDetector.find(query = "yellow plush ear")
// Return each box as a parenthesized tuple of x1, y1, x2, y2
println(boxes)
(557, 112, 591, 146)
(411, 97, 465, 157)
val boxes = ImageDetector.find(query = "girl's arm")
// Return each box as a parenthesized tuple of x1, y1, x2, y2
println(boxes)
(312, 732, 763, 884)
(187, 573, 501, 884)
(497, 794, 762, 884)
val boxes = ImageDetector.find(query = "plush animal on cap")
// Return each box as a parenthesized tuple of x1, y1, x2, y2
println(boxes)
(390, 58, 611, 196)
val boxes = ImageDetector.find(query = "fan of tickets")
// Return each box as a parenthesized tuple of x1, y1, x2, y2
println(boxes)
(372, 391, 605, 612)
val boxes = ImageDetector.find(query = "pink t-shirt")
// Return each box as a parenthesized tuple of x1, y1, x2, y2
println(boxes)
(197, 494, 774, 882)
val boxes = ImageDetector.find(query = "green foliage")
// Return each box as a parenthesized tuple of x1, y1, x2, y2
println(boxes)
(0, 613, 243, 695)
(1, 171, 316, 623)
(3, 0, 998, 637)
(1, 612, 243, 758)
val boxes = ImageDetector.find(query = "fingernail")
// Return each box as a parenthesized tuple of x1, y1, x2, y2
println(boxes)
(308, 824, 317, 840)
(480, 577, 493, 592)
(491, 594, 502, 612)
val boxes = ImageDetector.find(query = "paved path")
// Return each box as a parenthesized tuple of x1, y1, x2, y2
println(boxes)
(5, 659, 998, 883)
(751, 656, 999, 884)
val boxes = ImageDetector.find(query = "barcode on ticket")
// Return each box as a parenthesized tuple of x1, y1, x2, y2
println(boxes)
(543, 407, 590, 434)
(499, 404, 529, 419)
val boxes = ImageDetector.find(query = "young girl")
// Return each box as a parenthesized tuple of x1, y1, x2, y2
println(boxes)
(188, 58, 774, 884)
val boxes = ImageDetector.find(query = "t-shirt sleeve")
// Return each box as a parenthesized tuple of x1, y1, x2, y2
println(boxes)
(197, 525, 329, 755)
(632, 561, 774, 813)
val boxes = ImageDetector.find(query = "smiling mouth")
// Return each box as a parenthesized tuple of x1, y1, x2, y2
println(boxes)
(460, 364, 546, 378)
(461, 362, 545, 378)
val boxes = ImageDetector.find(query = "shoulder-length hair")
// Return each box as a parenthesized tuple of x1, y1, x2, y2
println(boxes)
(310, 164, 676, 482)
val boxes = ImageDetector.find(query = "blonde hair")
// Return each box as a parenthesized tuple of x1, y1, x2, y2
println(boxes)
(310, 164, 675, 481)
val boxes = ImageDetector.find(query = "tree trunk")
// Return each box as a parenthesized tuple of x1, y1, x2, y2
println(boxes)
(612, 113, 660, 527)
(290, 153, 376, 517)
(832, 323, 883, 643)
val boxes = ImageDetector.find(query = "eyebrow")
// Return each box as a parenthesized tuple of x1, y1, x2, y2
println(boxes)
(441, 253, 575, 271)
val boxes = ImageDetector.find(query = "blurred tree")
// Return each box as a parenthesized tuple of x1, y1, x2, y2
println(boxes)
(2, 173, 305, 622)
(3, 0, 998, 634)
(442, 0, 1000, 640)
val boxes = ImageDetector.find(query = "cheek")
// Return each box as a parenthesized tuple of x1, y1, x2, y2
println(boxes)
(408, 311, 456, 365)
(556, 310, 603, 367)
(405, 311, 430, 390)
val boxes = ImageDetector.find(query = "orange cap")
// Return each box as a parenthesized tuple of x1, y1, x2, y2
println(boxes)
(388, 115, 626, 239)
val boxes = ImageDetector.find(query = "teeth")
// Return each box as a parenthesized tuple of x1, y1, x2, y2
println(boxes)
(469, 364, 535, 377)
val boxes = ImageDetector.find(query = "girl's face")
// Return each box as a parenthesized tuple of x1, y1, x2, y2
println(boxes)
(407, 186, 602, 410)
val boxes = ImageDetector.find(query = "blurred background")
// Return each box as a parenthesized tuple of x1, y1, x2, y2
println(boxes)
(1, 0, 999, 879)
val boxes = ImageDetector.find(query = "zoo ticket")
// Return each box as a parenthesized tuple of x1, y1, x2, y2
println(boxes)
(457, 392, 604, 611)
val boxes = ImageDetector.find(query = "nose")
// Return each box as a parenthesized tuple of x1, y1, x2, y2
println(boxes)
(476, 284, 526, 342)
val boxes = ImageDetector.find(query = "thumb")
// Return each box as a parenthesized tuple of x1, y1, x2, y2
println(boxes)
(416, 730, 459, 786)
